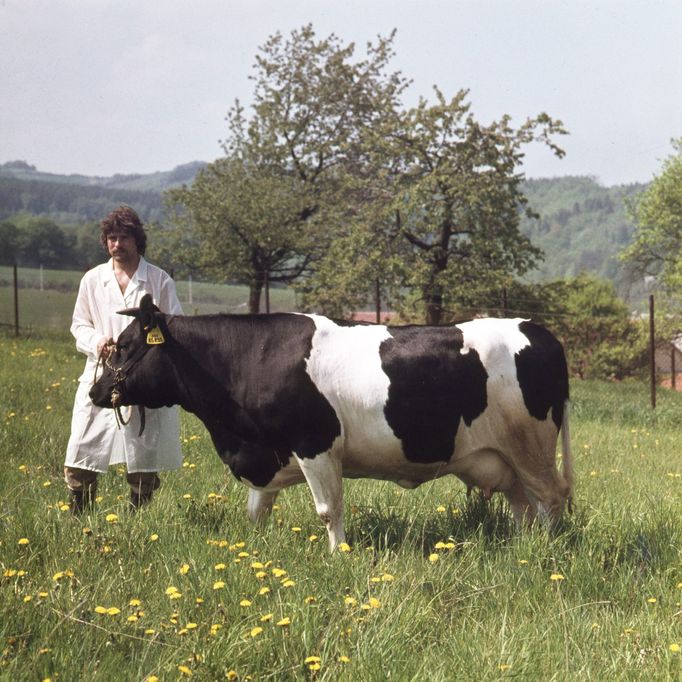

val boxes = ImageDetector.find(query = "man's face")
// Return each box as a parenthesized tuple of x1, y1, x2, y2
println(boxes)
(106, 230, 138, 263)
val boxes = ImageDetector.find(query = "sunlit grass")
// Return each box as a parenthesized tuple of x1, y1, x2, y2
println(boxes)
(1, 333, 681, 679)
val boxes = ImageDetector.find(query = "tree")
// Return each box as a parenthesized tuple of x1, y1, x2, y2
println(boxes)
(0, 220, 20, 265)
(165, 158, 318, 312)
(165, 25, 409, 313)
(548, 274, 647, 380)
(15, 218, 77, 268)
(621, 139, 682, 292)
(304, 88, 567, 323)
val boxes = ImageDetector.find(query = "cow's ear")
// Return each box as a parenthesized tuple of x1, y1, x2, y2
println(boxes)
(117, 294, 160, 332)
(138, 294, 160, 331)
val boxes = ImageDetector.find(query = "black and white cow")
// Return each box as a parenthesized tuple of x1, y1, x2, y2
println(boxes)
(90, 294, 573, 550)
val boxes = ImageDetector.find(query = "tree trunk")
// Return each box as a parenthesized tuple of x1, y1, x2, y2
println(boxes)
(248, 281, 263, 314)
(425, 291, 443, 325)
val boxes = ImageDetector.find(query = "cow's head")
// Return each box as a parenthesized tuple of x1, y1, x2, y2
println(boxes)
(90, 294, 178, 410)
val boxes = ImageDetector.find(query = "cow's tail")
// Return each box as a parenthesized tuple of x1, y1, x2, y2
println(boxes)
(561, 399, 574, 513)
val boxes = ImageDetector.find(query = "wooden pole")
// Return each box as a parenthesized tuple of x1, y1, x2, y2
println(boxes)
(672, 343, 677, 390)
(264, 270, 270, 314)
(502, 287, 508, 317)
(13, 263, 19, 337)
(375, 278, 381, 324)
(649, 294, 656, 409)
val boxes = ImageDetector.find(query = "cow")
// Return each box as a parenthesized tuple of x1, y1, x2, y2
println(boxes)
(90, 293, 573, 551)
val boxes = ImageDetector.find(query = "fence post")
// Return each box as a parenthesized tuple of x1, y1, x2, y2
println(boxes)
(375, 279, 381, 324)
(649, 294, 656, 409)
(13, 263, 19, 337)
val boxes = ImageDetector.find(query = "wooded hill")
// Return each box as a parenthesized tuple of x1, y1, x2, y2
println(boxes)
(0, 161, 646, 287)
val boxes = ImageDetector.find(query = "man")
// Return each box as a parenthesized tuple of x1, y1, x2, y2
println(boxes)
(64, 205, 184, 512)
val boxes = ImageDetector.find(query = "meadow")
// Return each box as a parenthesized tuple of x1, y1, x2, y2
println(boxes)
(1, 330, 682, 681)
(0, 266, 298, 332)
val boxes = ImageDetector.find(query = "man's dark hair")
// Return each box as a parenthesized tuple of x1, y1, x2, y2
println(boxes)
(99, 205, 147, 255)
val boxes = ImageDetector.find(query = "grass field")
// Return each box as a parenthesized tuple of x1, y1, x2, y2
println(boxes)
(0, 266, 298, 332)
(1, 331, 682, 680)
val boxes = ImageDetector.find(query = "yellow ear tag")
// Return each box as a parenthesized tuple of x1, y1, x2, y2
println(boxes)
(146, 326, 165, 345)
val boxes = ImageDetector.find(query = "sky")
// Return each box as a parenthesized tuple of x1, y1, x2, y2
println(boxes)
(1, 0, 680, 186)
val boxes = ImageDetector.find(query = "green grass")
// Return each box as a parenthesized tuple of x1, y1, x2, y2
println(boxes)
(0, 266, 298, 332)
(1, 333, 682, 680)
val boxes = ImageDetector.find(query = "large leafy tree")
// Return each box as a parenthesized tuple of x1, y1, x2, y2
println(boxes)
(165, 158, 315, 312)
(309, 89, 566, 324)
(166, 25, 409, 313)
(621, 139, 682, 292)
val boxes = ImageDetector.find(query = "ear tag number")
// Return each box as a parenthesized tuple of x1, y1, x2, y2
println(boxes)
(146, 326, 165, 345)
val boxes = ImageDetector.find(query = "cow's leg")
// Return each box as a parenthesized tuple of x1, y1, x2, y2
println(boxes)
(247, 489, 278, 524)
(504, 479, 536, 528)
(295, 451, 345, 551)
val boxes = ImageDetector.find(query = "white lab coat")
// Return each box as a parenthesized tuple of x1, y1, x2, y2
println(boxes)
(65, 258, 184, 473)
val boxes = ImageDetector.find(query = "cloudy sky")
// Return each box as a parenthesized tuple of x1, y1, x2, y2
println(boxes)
(2, 0, 680, 186)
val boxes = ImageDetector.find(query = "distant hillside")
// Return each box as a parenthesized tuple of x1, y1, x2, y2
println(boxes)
(0, 160, 207, 224)
(0, 161, 648, 288)
(519, 176, 646, 288)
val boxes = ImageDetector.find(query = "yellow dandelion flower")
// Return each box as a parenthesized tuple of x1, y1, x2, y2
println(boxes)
(344, 596, 357, 606)
(149, 533, 159, 542)
(255, 570, 267, 579)
(105, 513, 118, 523)
(42, 481, 51, 487)
(291, 527, 302, 533)
(182, 494, 192, 500)
(18, 538, 29, 546)
(339, 655, 351, 663)
(237, 551, 249, 558)
(179, 563, 190, 575)
(518, 560, 529, 565)
(282, 579, 295, 588)
(106, 607, 121, 616)
(272, 568, 287, 578)
(368, 597, 381, 608)
(129, 598, 142, 607)
(215, 563, 227, 571)
(251, 561, 264, 569)
(550, 573, 565, 581)
(338, 542, 352, 553)
(147, 677, 159, 682)
(195, 597, 204, 605)
(499, 663, 512, 671)
(250, 626, 264, 638)
(144, 628, 156, 635)
(178, 665, 193, 676)
(436, 505, 446, 513)
(38, 592, 48, 599)
(276, 617, 291, 626)
(260, 613, 273, 622)
(94, 606, 108, 614)
(210, 624, 222, 635)
(304, 596, 316, 604)
(670, 643, 680, 653)
(240, 599, 252, 607)
(213, 581, 226, 590)
(647, 597, 657, 604)
(258, 587, 270, 596)
(165, 586, 180, 596)
(428, 553, 439, 563)
(185, 622, 198, 630)
(381, 573, 395, 582)
(226, 671, 238, 680)
(309, 535, 319, 542)
(23, 595, 32, 603)
(305, 656, 321, 664)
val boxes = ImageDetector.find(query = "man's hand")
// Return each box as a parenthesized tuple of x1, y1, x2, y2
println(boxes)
(97, 337, 115, 358)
